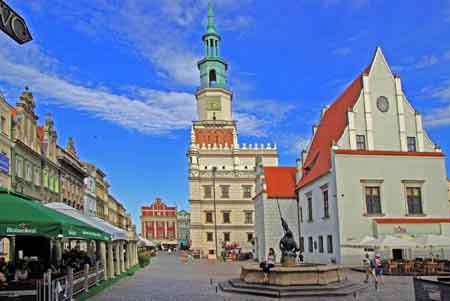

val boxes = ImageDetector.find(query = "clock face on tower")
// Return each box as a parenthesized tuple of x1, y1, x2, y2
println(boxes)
(207, 98, 221, 111)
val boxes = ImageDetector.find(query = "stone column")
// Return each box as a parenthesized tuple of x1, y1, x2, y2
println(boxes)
(125, 243, 130, 270)
(107, 242, 114, 279)
(55, 240, 63, 264)
(115, 242, 121, 275)
(129, 243, 133, 267)
(134, 243, 138, 265)
(88, 240, 95, 257)
(9, 236, 15, 262)
(131, 243, 135, 266)
(100, 242, 107, 281)
(119, 242, 125, 273)
(49, 239, 54, 262)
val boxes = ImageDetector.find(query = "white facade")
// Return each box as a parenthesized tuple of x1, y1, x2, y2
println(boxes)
(83, 163, 97, 216)
(254, 165, 299, 263)
(297, 48, 450, 265)
(189, 141, 278, 257)
(255, 196, 299, 263)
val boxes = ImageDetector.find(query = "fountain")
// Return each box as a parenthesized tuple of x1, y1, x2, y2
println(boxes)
(219, 209, 367, 298)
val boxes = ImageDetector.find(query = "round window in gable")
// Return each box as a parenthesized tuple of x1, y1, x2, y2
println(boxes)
(376, 96, 389, 113)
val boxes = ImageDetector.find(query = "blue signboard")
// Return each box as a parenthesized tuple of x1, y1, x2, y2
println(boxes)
(0, 154, 9, 175)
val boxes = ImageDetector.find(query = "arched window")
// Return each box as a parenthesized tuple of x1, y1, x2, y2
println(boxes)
(209, 69, 217, 85)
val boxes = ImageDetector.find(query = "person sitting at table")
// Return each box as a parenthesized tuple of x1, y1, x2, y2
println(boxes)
(14, 261, 29, 281)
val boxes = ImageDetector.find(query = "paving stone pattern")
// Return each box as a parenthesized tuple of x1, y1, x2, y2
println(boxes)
(90, 253, 415, 301)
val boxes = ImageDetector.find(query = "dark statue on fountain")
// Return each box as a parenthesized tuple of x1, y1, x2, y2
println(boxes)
(279, 217, 299, 267)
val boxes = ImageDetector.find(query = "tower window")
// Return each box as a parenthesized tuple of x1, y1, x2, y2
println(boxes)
(209, 69, 217, 84)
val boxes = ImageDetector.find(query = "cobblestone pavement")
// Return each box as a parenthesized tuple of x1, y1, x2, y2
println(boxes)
(89, 253, 415, 301)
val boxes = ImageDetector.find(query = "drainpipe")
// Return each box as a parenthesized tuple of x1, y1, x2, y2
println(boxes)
(296, 192, 302, 255)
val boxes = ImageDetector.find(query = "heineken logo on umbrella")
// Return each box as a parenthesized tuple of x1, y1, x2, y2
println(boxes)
(7, 223, 37, 234)
(18, 223, 28, 229)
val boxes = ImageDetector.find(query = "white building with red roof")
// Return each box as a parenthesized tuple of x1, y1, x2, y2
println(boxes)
(296, 48, 450, 265)
(254, 166, 299, 262)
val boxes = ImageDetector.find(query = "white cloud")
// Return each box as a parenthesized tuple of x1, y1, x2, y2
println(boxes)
(423, 80, 450, 127)
(414, 55, 439, 69)
(25, 0, 255, 87)
(0, 37, 283, 137)
(332, 47, 352, 56)
(321, 0, 369, 9)
(236, 99, 296, 124)
(275, 133, 310, 156)
(0, 54, 195, 134)
(444, 50, 450, 60)
(394, 54, 441, 73)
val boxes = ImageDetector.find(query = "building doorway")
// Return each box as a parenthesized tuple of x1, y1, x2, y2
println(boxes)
(392, 249, 403, 260)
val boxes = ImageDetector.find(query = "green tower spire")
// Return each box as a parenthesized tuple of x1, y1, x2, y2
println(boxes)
(198, 1, 229, 90)
(207, 1, 216, 34)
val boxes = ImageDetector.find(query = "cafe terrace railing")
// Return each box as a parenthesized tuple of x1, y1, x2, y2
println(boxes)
(413, 276, 450, 301)
(35, 261, 105, 301)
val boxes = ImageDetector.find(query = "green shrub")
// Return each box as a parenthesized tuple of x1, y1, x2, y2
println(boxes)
(138, 253, 151, 267)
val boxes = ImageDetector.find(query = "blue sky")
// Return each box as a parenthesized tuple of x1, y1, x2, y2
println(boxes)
(1, 0, 449, 228)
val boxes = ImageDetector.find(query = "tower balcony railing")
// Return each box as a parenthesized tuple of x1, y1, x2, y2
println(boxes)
(197, 81, 230, 92)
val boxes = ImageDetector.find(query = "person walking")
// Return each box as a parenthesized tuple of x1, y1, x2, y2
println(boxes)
(259, 248, 276, 283)
(371, 254, 384, 291)
(362, 253, 372, 283)
(185, 251, 194, 264)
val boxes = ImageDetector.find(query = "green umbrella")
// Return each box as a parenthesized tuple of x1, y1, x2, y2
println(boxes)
(0, 190, 110, 241)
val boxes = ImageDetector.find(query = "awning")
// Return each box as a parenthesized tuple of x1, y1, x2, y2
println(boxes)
(138, 236, 154, 247)
(0, 190, 110, 241)
(46, 202, 128, 241)
(414, 234, 450, 247)
(90, 216, 129, 241)
(361, 235, 417, 248)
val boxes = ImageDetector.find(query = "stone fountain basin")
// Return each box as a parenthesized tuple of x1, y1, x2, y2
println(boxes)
(240, 263, 342, 286)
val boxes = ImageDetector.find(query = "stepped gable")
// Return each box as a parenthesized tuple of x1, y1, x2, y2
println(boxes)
(296, 64, 371, 190)
(263, 166, 296, 198)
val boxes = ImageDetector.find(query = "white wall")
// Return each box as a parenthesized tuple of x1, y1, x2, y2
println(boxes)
(334, 153, 449, 264)
(298, 174, 341, 264)
(255, 196, 299, 263)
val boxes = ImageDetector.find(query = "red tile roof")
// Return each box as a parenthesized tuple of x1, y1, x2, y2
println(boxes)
(264, 166, 297, 199)
(335, 150, 445, 157)
(374, 218, 450, 224)
(11, 108, 16, 118)
(296, 71, 365, 190)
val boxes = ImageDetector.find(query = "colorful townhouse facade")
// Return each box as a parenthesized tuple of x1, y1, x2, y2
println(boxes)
(141, 198, 178, 248)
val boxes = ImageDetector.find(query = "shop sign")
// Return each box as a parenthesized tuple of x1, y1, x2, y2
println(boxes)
(0, 0, 32, 44)
(0, 153, 9, 175)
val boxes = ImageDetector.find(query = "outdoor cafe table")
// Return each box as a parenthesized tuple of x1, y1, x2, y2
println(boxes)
(423, 262, 439, 274)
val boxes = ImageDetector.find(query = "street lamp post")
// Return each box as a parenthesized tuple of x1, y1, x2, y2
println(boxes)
(212, 167, 219, 259)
